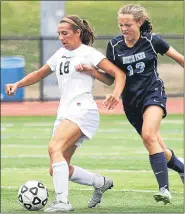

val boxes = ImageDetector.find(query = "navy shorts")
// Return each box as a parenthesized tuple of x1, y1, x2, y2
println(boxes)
(123, 93, 167, 135)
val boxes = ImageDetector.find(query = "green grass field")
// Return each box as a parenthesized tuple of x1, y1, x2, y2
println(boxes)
(1, 115, 184, 213)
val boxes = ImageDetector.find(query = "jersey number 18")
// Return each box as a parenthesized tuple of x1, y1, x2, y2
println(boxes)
(59, 61, 70, 75)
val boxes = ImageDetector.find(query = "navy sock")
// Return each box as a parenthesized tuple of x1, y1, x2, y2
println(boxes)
(167, 149, 184, 173)
(149, 152, 169, 190)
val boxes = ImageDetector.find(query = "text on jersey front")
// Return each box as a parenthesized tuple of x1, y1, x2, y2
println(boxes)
(122, 52, 146, 64)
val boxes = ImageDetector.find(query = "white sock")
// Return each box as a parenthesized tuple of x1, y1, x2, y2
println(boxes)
(69, 165, 104, 188)
(52, 161, 69, 203)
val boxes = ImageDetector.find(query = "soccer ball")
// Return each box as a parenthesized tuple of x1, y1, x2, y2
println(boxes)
(18, 180, 49, 211)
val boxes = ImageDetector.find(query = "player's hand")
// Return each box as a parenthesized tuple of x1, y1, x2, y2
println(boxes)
(5, 83, 18, 96)
(103, 94, 120, 110)
(75, 64, 93, 73)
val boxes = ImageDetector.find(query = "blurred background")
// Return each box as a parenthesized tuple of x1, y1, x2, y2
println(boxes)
(1, 1, 184, 102)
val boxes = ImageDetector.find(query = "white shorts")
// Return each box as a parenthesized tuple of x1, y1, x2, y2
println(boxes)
(52, 109, 100, 147)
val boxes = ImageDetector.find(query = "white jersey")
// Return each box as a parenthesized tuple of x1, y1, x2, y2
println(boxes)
(47, 44, 106, 118)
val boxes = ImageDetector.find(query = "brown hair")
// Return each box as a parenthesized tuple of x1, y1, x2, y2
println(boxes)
(118, 4, 152, 34)
(60, 15, 95, 46)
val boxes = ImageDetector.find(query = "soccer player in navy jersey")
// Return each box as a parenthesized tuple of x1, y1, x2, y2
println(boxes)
(75, 4, 184, 205)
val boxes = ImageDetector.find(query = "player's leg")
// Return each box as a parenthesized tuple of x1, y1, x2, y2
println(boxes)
(67, 109, 113, 208)
(69, 164, 113, 208)
(49, 144, 77, 176)
(69, 164, 112, 190)
(49, 147, 100, 188)
(49, 109, 113, 209)
(49, 145, 112, 196)
(49, 143, 108, 201)
(157, 132, 184, 183)
(44, 119, 83, 212)
(142, 106, 171, 204)
(67, 136, 113, 207)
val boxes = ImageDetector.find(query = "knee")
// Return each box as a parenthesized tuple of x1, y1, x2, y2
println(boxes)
(163, 148, 172, 161)
(142, 131, 157, 146)
(48, 138, 67, 157)
(48, 141, 58, 157)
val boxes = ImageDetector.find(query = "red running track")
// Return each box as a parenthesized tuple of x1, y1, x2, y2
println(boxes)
(1, 98, 184, 116)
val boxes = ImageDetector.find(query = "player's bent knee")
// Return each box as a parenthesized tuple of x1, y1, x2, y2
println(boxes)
(48, 143, 57, 156)
(142, 132, 157, 145)
(48, 142, 71, 163)
(48, 144, 62, 159)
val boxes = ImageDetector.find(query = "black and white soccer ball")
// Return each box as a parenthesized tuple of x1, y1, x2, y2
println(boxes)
(18, 180, 49, 211)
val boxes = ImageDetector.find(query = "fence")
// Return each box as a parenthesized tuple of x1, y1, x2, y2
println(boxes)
(1, 35, 184, 101)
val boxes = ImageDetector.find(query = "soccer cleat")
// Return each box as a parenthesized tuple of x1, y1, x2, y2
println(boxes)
(88, 176, 113, 208)
(177, 157, 184, 184)
(44, 200, 74, 212)
(154, 187, 172, 205)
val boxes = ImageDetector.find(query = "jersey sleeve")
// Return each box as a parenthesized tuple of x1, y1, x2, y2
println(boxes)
(104, 41, 116, 80)
(47, 49, 61, 72)
(152, 34, 170, 55)
(106, 41, 115, 63)
(89, 48, 106, 67)
(88, 46, 115, 80)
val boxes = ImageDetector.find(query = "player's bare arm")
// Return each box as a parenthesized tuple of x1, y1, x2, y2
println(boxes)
(97, 58, 126, 95)
(5, 64, 53, 96)
(165, 47, 184, 67)
(75, 63, 114, 86)
(97, 58, 126, 110)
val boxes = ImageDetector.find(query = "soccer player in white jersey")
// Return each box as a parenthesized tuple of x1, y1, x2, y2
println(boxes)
(5, 15, 126, 212)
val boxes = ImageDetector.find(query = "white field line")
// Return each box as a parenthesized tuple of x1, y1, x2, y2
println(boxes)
(1, 135, 183, 140)
(1, 123, 15, 127)
(1, 123, 52, 127)
(1, 155, 149, 159)
(98, 129, 136, 132)
(162, 120, 183, 124)
(99, 137, 183, 141)
(23, 123, 53, 127)
(115, 120, 183, 125)
(1, 144, 146, 152)
(98, 129, 183, 133)
(2, 168, 152, 172)
(1, 186, 183, 194)
(3, 151, 171, 158)
(2, 126, 183, 134)
(1, 135, 51, 139)
(2, 168, 179, 174)
(1, 128, 51, 132)
(2, 144, 183, 153)
(2, 153, 141, 157)
(2, 144, 48, 148)
(1, 135, 141, 139)
(2, 120, 183, 127)
(2, 155, 49, 158)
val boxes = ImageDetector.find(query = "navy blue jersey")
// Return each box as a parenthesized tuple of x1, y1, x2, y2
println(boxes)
(106, 32, 170, 110)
